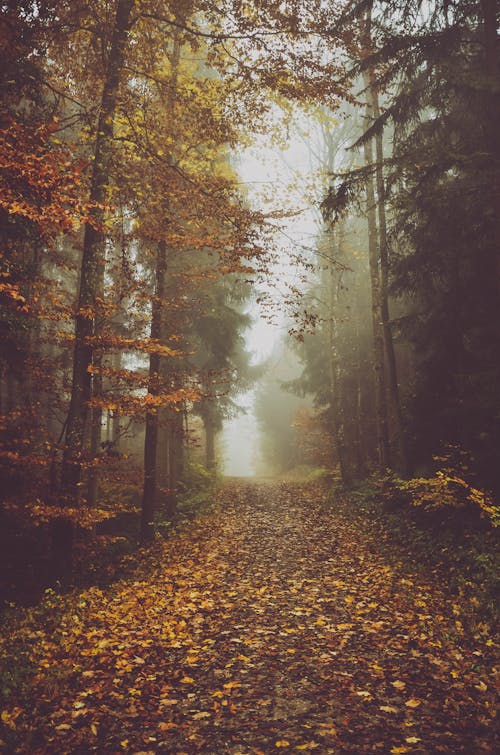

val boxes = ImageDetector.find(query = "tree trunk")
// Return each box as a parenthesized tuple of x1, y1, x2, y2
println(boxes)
(481, 0, 498, 81)
(87, 351, 103, 507)
(205, 415, 216, 470)
(141, 240, 167, 542)
(480, 0, 500, 297)
(174, 410, 185, 480)
(55, 0, 134, 581)
(157, 411, 177, 519)
(61, 0, 134, 500)
(353, 317, 366, 477)
(112, 351, 122, 449)
(326, 237, 353, 485)
(368, 82, 409, 474)
(363, 69, 390, 472)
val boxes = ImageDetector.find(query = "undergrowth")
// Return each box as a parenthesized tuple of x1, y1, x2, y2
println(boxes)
(334, 472, 499, 627)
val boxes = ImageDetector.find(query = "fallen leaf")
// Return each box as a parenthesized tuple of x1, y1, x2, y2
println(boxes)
(405, 699, 422, 708)
(295, 743, 320, 750)
(392, 680, 406, 690)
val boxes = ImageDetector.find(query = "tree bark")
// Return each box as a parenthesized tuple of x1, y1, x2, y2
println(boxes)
(86, 280, 105, 507)
(480, 0, 500, 297)
(141, 240, 167, 542)
(156, 410, 177, 519)
(368, 82, 409, 474)
(205, 423, 216, 470)
(326, 233, 353, 485)
(205, 415, 216, 470)
(61, 0, 135, 499)
(363, 70, 390, 472)
(55, 0, 134, 582)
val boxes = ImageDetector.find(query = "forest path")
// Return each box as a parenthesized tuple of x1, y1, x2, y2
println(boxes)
(2, 481, 497, 753)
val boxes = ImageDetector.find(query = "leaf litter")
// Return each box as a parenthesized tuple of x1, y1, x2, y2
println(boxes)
(1, 481, 497, 753)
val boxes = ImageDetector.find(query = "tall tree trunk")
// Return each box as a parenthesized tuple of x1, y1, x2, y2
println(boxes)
(112, 351, 122, 450)
(86, 270, 105, 507)
(141, 240, 167, 542)
(363, 70, 390, 472)
(172, 409, 184, 484)
(353, 317, 366, 477)
(205, 414, 216, 470)
(368, 82, 409, 474)
(147, 28, 183, 524)
(157, 411, 177, 519)
(61, 0, 134, 499)
(481, 0, 498, 81)
(327, 234, 353, 485)
(55, 0, 134, 581)
(480, 0, 500, 298)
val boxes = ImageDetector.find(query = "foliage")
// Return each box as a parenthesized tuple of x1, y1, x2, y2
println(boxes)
(375, 446, 499, 529)
(176, 462, 218, 517)
(283, 464, 337, 485)
(342, 477, 499, 626)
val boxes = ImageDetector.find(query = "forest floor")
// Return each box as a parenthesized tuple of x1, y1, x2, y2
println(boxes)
(1, 481, 498, 754)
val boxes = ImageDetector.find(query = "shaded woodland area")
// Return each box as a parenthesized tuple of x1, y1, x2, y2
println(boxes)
(0, 1, 499, 752)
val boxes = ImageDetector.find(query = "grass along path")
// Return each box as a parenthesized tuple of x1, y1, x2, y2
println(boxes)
(1, 481, 497, 753)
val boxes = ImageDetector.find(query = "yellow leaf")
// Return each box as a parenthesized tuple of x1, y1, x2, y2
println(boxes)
(391, 680, 406, 690)
(223, 680, 241, 691)
(295, 744, 320, 750)
(276, 742, 291, 748)
(1, 710, 19, 730)
(380, 705, 399, 713)
(405, 737, 422, 744)
(405, 698, 421, 708)
(90, 723, 98, 736)
(390, 747, 409, 754)
(180, 676, 195, 684)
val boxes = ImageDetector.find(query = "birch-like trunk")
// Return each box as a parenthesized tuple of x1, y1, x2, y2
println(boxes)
(141, 240, 167, 542)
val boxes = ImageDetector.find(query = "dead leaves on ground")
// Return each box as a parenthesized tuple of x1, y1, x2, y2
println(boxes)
(1, 482, 497, 753)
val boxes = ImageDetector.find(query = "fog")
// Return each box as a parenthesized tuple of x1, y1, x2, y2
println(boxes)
(220, 124, 318, 477)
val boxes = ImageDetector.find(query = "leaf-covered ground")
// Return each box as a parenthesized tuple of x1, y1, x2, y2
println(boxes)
(1, 482, 498, 753)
